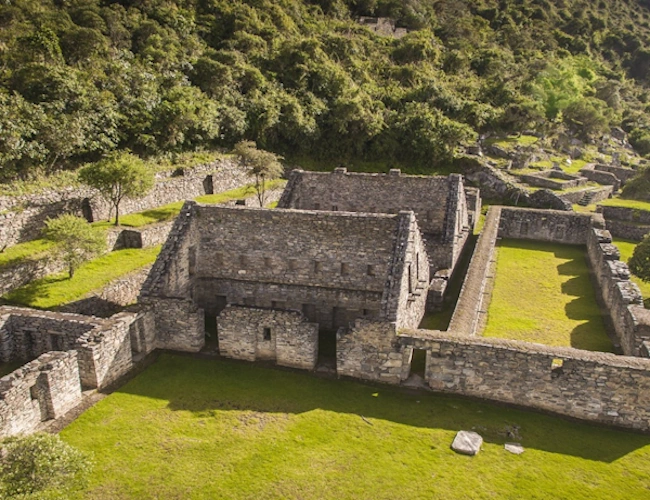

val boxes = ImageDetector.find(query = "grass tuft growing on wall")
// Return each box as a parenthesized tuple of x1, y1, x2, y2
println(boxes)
(59, 354, 650, 500)
(484, 239, 613, 352)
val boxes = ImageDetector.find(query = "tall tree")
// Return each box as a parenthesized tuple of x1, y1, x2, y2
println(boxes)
(43, 214, 105, 278)
(79, 152, 154, 225)
(233, 141, 284, 207)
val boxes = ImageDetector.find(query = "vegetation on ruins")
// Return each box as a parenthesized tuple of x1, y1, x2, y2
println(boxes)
(484, 239, 613, 352)
(233, 141, 284, 207)
(628, 234, 650, 283)
(3, 0, 650, 181)
(59, 354, 650, 499)
(2, 246, 161, 309)
(43, 214, 106, 279)
(0, 433, 91, 499)
(614, 238, 650, 302)
(79, 152, 154, 226)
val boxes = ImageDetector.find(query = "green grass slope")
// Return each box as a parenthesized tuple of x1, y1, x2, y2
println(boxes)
(60, 354, 650, 500)
(484, 239, 613, 352)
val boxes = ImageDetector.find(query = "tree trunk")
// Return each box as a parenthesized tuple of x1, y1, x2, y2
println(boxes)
(114, 203, 120, 226)
(69, 265, 74, 279)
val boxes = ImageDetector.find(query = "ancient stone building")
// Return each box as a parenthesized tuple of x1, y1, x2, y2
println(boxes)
(278, 168, 479, 307)
(140, 202, 430, 368)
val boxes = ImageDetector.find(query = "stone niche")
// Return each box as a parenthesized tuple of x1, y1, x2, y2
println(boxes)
(217, 305, 318, 370)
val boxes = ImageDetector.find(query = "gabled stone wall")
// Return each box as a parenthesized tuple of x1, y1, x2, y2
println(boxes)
(498, 207, 597, 244)
(277, 169, 471, 273)
(218, 306, 318, 370)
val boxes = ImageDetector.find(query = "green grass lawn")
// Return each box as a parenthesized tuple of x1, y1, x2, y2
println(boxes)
(599, 197, 650, 211)
(483, 239, 613, 352)
(1, 246, 160, 309)
(612, 238, 650, 303)
(0, 238, 54, 270)
(60, 354, 650, 500)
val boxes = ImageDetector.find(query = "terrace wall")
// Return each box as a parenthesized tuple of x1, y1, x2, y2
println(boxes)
(498, 207, 596, 244)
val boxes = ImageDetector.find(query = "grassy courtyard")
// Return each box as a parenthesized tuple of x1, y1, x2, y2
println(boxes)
(483, 239, 613, 352)
(59, 354, 650, 499)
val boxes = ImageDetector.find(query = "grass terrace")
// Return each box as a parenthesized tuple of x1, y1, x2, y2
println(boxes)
(0, 238, 54, 270)
(59, 354, 650, 500)
(483, 239, 613, 352)
(1, 246, 161, 309)
(599, 197, 650, 211)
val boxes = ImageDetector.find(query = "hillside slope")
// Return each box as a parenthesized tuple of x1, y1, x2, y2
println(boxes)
(2, 0, 650, 180)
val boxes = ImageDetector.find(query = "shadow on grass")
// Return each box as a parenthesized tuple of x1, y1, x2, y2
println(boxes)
(117, 354, 650, 463)
(1, 274, 68, 309)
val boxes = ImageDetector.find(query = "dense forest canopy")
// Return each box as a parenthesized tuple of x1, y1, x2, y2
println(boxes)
(2, 0, 650, 181)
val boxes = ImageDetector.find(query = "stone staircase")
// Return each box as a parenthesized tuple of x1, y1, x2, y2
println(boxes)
(578, 190, 596, 206)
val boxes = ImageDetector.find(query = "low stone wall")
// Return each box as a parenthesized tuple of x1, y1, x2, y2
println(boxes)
(558, 186, 613, 205)
(518, 171, 587, 190)
(580, 166, 621, 191)
(58, 265, 152, 317)
(217, 305, 318, 370)
(0, 351, 82, 438)
(498, 207, 597, 244)
(586, 228, 650, 356)
(594, 164, 638, 184)
(600, 205, 650, 241)
(601, 205, 650, 225)
(447, 207, 501, 336)
(0, 307, 142, 390)
(144, 297, 204, 352)
(605, 221, 650, 242)
(0, 258, 65, 297)
(399, 330, 650, 432)
(0, 158, 248, 248)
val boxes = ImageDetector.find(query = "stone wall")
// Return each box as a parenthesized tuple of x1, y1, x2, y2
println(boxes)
(586, 228, 650, 356)
(447, 207, 501, 336)
(600, 205, 650, 241)
(336, 320, 410, 384)
(594, 164, 638, 184)
(58, 265, 152, 317)
(518, 170, 588, 190)
(218, 305, 318, 370)
(0, 158, 248, 248)
(277, 169, 471, 272)
(0, 351, 82, 438)
(399, 330, 650, 432)
(498, 207, 596, 244)
(579, 165, 621, 191)
(0, 307, 140, 390)
(558, 186, 613, 205)
(0, 258, 65, 297)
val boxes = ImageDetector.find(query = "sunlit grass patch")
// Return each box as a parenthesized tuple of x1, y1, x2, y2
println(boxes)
(2, 246, 161, 309)
(484, 239, 612, 352)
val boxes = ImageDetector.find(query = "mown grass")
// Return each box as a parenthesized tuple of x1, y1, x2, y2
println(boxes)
(92, 180, 286, 229)
(60, 354, 650, 500)
(484, 239, 613, 352)
(599, 197, 650, 211)
(613, 238, 650, 303)
(1, 246, 161, 309)
(0, 238, 54, 269)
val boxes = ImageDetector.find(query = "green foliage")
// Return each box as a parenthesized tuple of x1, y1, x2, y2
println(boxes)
(233, 141, 284, 206)
(2, 0, 650, 179)
(628, 234, 650, 283)
(620, 167, 650, 201)
(43, 214, 105, 278)
(79, 153, 154, 225)
(0, 433, 91, 499)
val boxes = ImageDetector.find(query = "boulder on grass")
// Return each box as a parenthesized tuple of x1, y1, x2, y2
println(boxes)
(451, 431, 483, 456)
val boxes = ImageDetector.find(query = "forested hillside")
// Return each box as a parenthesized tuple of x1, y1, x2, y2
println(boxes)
(3, 0, 650, 181)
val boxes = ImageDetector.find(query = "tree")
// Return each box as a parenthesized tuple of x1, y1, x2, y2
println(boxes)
(629, 234, 650, 282)
(233, 141, 284, 207)
(79, 152, 154, 225)
(43, 214, 105, 278)
(0, 433, 92, 499)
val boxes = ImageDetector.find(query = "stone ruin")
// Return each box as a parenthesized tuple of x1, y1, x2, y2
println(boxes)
(4, 169, 650, 436)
